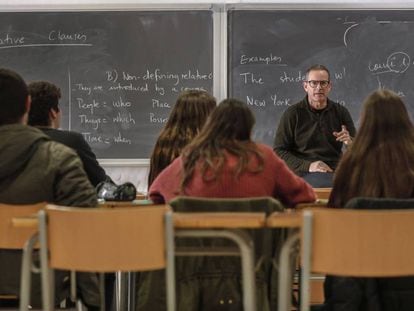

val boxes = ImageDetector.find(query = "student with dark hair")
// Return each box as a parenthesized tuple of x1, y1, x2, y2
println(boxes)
(274, 64, 356, 187)
(324, 89, 414, 311)
(150, 98, 315, 207)
(148, 98, 315, 310)
(329, 89, 414, 207)
(28, 81, 111, 187)
(148, 89, 216, 187)
(0, 69, 100, 309)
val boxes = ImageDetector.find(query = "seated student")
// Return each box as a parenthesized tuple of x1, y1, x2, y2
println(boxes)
(28, 80, 116, 309)
(0, 69, 100, 309)
(149, 98, 315, 206)
(28, 80, 111, 187)
(139, 90, 216, 310)
(325, 89, 414, 311)
(148, 98, 315, 310)
(148, 89, 216, 187)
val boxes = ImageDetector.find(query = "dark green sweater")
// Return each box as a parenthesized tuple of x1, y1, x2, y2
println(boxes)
(273, 97, 356, 174)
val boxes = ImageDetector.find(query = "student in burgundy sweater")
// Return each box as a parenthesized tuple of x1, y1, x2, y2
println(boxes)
(149, 98, 315, 207)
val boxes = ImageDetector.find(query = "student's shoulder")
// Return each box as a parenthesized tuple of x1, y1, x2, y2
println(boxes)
(32, 140, 82, 174)
(256, 143, 286, 163)
(41, 139, 79, 159)
(43, 128, 86, 147)
(55, 128, 84, 140)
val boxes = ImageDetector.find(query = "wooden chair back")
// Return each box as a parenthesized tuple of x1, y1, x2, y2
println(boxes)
(300, 207, 414, 311)
(0, 202, 44, 249)
(43, 204, 171, 272)
(304, 207, 414, 276)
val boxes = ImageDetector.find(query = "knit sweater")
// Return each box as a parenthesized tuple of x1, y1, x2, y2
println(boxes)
(149, 143, 315, 207)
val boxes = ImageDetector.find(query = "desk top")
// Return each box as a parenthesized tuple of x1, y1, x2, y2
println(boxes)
(98, 199, 153, 208)
(314, 188, 332, 201)
(266, 210, 302, 228)
(174, 212, 266, 229)
(11, 209, 305, 229)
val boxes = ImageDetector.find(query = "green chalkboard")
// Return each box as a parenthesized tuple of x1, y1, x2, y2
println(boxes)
(229, 9, 414, 146)
(0, 10, 213, 159)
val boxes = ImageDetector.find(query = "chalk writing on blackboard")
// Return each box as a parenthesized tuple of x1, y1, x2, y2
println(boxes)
(229, 10, 414, 146)
(69, 67, 213, 146)
(0, 10, 214, 159)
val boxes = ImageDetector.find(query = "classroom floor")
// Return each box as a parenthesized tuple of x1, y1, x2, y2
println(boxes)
(0, 299, 78, 311)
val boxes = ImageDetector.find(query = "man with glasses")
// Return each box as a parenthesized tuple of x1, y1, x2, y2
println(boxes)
(273, 64, 356, 187)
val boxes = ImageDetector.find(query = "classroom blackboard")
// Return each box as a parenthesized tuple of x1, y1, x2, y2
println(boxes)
(0, 10, 213, 159)
(228, 10, 414, 146)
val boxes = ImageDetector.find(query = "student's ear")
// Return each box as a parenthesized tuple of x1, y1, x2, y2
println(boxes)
(303, 81, 308, 92)
(25, 95, 31, 113)
(49, 107, 61, 128)
(21, 96, 31, 125)
(49, 108, 58, 120)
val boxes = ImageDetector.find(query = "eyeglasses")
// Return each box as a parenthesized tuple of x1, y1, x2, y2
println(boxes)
(306, 80, 330, 88)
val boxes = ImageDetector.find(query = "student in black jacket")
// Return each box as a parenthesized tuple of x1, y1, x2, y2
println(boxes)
(28, 80, 111, 187)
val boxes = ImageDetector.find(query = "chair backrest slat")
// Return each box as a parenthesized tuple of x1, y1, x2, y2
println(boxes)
(0, 203, 45, 249)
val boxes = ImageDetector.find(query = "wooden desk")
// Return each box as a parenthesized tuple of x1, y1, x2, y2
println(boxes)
(313, 188, 332, 201)
(98, 199, 153, 208)
(173, 212, 266, 228)
(136, 193, 147, 200)
(296, 201, 329, 210)
(266, 210, 302, 228)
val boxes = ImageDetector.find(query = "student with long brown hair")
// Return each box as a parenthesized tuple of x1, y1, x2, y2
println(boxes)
(329, 89, 414, 207)
(147, 90, 216, 187)
(325, 89, 414, 311)
(148, 98, 314, 311)
(150, 98, 315, 206)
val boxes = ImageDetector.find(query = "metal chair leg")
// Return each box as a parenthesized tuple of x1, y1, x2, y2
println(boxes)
(278, 232, 300, 311)
(19, 232, 39, 311)
(38, 210, 54, 311)
(300, 211, 313, 311)
(164, 211, 176, 311)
